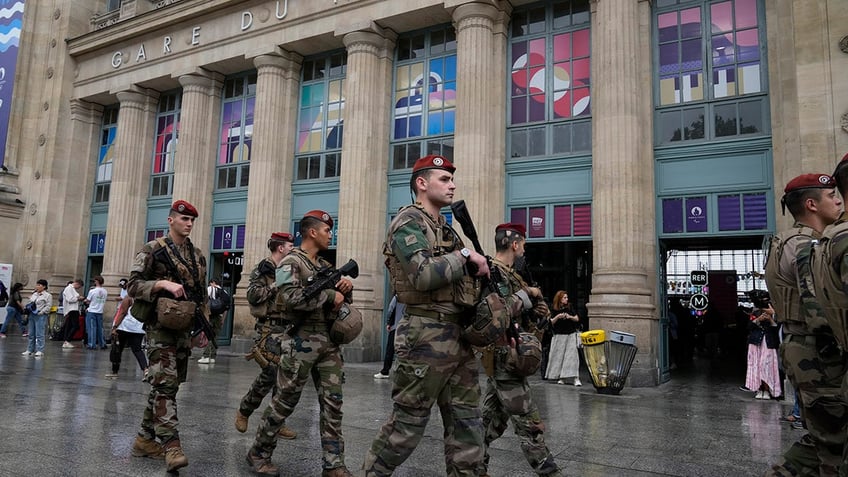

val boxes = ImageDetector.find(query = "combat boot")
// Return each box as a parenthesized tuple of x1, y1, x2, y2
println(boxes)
(163, 440, 189, 472)
(322, 466, 353, 477)
(131, 436, 164, 459)
(277, 425, 297, 440)
(235, 410, 249, 433)
(246, 451, 280, 477)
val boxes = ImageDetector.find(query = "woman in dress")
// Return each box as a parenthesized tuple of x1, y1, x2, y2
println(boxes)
(744, 290, 781, 399)
(545, 290, 582, 386)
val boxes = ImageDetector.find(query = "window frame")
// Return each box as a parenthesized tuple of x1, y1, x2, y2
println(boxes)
(149, 90, 181, 198)
(93, 106, 119, 205)
(215, 72, 257, 191)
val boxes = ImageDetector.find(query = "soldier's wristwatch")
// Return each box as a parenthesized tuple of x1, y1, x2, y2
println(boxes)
(460, 248, 472, 259)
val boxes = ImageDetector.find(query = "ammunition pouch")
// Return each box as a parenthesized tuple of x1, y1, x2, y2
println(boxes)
(131, 298, 157, 324)
(461, 292, 509, 347)
(504, 332, 542, 377)
(155, 297, 196, 331)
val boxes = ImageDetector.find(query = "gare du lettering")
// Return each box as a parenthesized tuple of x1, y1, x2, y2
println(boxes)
(110, 0, 291, 69)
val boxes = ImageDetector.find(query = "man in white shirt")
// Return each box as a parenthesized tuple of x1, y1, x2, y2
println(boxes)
(61, 279, 84, 348)
(84, 276, 108, 350)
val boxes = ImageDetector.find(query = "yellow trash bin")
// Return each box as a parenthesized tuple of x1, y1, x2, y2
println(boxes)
(580, 330, 608, 389)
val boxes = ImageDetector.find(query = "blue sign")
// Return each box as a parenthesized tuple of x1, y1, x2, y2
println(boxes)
(0, 1, 24, 169)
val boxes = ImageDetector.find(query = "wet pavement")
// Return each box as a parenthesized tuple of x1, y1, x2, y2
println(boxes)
(0, 334, 798, 476)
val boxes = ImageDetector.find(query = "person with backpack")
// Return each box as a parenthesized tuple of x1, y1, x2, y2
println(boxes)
(199, 278, 228, 364)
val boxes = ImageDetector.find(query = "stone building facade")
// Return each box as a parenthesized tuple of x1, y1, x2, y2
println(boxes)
(0, 0, 845, 385)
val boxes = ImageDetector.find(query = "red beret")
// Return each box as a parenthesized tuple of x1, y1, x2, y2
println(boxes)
(304, 210, 333, 228)
(412, 155, 455, 174)
(270, 232, 293, 243)
(783, 174, 835, 194)
(171, 200, 198, 217)
(496, 223, 526, 238)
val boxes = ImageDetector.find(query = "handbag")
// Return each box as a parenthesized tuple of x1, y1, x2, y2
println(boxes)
(155, 297, 196, 331)
(25, 302, 37, 315)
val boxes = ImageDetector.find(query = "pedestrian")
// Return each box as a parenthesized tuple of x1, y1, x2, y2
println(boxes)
(479, 223, 561, 476)
(84, 275, 108, 350)
(545, 290, 582, 386)
(373, 294, 403, 379)
(236, 231, 297, 440)
(127, 199, 208, 472)
(198, 278, 226, 364)
(61, 279, 84, 349)
(117, 277, 128, 301)
(245, 211, 356, 477)
(0, 282, 26, 338)
(743, 291, 781, 400)
(105, 295, 148, 380)
(362, 155, 490, 477)
(22, 279, 51, 357)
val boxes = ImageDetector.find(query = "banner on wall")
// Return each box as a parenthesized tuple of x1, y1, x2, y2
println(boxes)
(0, 0, 23, 169)
(0, 263, 12, 322)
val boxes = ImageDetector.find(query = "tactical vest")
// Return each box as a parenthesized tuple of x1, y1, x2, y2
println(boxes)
(812, 221, 848, 349)
(384, 204, 479, 308)
(283, 248, 334, 325)
(247, 258, 284, 321)
(763, 225, 815, 332)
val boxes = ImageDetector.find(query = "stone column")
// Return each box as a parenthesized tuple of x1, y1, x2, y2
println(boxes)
(451, 1, 509, 253)
(235, 50, 302, 338)
(101, 87, 159, 290)
(585, 0, 658, 386)
(172, 71, 224, 254)
(337, 28, 396, 362)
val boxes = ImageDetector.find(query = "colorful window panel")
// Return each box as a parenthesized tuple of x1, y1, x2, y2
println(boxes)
(393, 29, 457, 141)
(219, 74, 256, 165)
(94, 107, 118, 202)
(89, 233, 106, 255)
(657, 7, 703, 106)
(153, 92, 181, 174)
(710, 0, 761, 99)
(212, 225, 246, 251)
(511, 203, 592, 239)
(662, 196, 708, 233)
(298, 54, 346, 155)
(146, 229, 166, 243)
(510, 2, 591, 126)
(718, 192, 767, 231)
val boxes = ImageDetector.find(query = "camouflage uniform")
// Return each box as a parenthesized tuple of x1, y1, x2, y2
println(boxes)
(363, 203, 483, 477)
(127, 235, 207, 446)
(480, 258, 560, 476)
(764, 222, 848, 477)
(239, 257, 289, 419)
(249, 248, 349, 471)
(811, 214, 848, 476)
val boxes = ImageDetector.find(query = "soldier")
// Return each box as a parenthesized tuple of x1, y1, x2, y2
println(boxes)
(764, 173, 845, 476)
(236, 231, 298, 440)
(245, 210, 354, 477)
(480, 223, 561, 477)
(127, 200, 208, 472)
(362, 155, 491, 477)
(810, 154, 848, 475)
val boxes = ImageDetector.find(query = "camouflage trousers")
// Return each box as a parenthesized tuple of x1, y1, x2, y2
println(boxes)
(250, 324, 345, 470)
(201, 313, 223, 359)
(481, 350, 560, 476)
(363, 313, 484, 477)
(772, 335, 848, 477)
(239, 363, 277, 417)
(138, 328, 191, 445)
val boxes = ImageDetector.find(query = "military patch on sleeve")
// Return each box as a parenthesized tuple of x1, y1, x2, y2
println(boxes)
(404, 235, 418, 246)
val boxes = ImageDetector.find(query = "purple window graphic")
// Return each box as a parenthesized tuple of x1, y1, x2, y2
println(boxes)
(529, 207, 545, 238)
(573, 205, 591, 236)
(718, 194, 741, 231)
(662, 198, 684, 234)
(0, 1, 23, 169)
(743, 193, 767, 230)
(554, 205, 572, 237)
(686, 197, 707, 232)
(510, 208, 527, 230)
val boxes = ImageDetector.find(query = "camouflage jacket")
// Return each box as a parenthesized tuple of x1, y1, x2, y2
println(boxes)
(764, 222, 824, 334)
(127, 235, 208, 320)
(384, 203, 478, 313)
(812, 213, 848, 348)
(275, 248, 349, 325)
(246, 256, 283, 321)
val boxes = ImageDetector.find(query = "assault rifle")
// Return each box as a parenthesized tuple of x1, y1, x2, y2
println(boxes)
(449, 200, 521, 342)
(514, 255, 547, 334)
(287, 259, 359, 337)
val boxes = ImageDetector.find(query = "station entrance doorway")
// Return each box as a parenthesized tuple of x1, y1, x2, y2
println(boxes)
(659, 235, 768, 384)
(523, 241, 592, 329)
(209, 251, 244, 346)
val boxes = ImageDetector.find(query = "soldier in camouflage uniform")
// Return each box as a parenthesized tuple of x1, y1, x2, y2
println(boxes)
(235, 231, 297, 440)
(764, 174, 845, 477)
(810, 154, 848, 477)
(246, 210, 354, 477)
(363, 155, 491, 477)
(128, 200, 207, 472)
(480, 223, 561, 477)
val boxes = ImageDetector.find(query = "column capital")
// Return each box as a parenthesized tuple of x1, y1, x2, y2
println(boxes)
(342, 29, 396, 60)
(69, 99, 104, 124)
(178, 70, 224, 92)
(253, 50, 303, 75)
(114, 87, 159, 112)
(451, 1, 501, 28)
